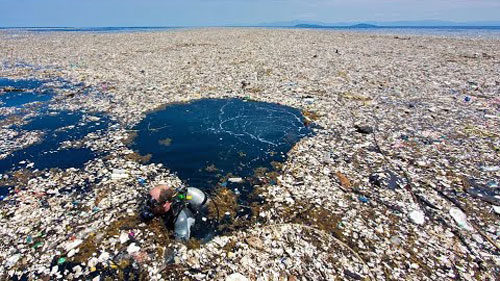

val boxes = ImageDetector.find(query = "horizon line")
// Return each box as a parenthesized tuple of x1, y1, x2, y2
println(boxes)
(2, 24, 500, 29)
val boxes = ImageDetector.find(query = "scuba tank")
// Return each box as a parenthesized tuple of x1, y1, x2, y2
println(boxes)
(174, 208, 195, 240)
(185, 187, 207, 211)
(172, 186, 208, 241)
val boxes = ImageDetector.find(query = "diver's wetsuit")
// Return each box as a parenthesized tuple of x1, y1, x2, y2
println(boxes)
(141, 186, 208, 241)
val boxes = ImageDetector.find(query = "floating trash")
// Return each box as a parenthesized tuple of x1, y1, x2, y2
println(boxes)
(449, 207, 473, 231)
(409, 210, 425, 225)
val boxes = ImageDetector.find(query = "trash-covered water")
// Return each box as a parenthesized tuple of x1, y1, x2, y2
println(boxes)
(0, 78, 111, 174)
(132, 98, 312, 190)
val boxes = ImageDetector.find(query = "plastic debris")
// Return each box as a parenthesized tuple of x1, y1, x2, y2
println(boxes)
(127, 243, 140, 254)
(390, 235, 402, 245)
(354, 125, 373, 134)
(67, 249, 76, 258)
(449, 208, 473, 231)
(137, 177, 146, 185)
(0, 29, 499, 281)
(97, 251, 110, 263)
(6, 254, 21, 268)
(64, 239, 83, 251)
(228, 177, 244, 183)
(486, 181, 498, 188)
(111, 169, 129, 180)
(119, 232, 129, 244)
(226, 273, 249, 281)
(358, 196, 369, 203)
(480, 166, 500, 172)
(409, 210, 425, 225)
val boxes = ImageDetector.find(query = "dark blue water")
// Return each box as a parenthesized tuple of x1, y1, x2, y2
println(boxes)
(0, 185, 11, 201)
(0, 78, 53, 108)
(131, 98, 312, 192)
(0, 112, 109, 173)
(0, 78, 112, 174)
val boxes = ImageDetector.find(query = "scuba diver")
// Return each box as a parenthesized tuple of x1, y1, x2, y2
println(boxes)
(139, 184, 209, 241)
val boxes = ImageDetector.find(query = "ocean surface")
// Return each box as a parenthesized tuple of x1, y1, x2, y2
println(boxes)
(289, 26, 500, 39)
(130, 98, 312, 240)
(0, 27, 178, 33)
(1, 26, 500, 38)
(131, 98, 312, 192)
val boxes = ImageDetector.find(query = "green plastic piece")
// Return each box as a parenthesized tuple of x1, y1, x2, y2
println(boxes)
(33, 241, 43, 249)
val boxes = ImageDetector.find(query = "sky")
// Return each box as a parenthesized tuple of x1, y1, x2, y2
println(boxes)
(0, 0, 499, 27)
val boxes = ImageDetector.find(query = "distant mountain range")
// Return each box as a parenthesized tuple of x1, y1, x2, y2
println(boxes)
(254, 20, 500, 27)
(295, 23, 378, 28)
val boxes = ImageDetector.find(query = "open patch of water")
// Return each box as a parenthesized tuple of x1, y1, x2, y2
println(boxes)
(0, 185, 11, 201)
(0, 111, 110, 173)
(0, 78, 53, 108)
(131, 98, 312, 239)
(132, 98, 311, 190)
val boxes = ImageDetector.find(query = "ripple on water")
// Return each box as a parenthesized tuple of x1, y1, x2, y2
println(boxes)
(132, 98, 312, 191)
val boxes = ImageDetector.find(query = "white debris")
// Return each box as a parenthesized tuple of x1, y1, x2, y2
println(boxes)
(226, 273, 249, 281)
(228, 177, 244, 183)
(127, 243, 140, 254)
(409, 210, 425, 225)
(5, 254, 21, 268)
(97, 251, 110, 263)
(449, 207, 473, 231)
(64, 239, 83, 251)
(111, 169, 129, 180)
(119, 232, 129, 244)
(480, 166, 500, 172)
(67, 249, 76, 258)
